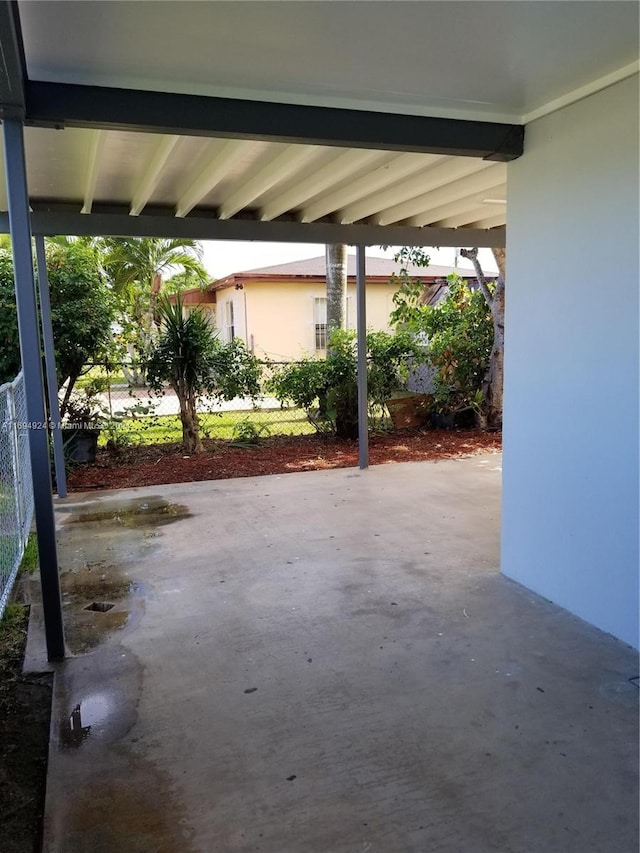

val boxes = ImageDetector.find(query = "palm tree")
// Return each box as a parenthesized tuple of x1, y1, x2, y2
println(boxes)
(325, 244, 347, 334)
(103, 237, 209, 378)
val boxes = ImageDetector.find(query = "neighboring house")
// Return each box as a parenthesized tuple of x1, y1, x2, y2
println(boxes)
(179, 255, 486, 361)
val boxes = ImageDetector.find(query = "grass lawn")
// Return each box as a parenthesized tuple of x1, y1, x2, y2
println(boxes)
(76, 367, 130, 389)
(101, 407, 315, 446)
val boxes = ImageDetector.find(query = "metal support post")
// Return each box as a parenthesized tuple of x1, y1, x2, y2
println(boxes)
(34, 236, 67, 498)
(2, 118, 65, 660)
(356, 245, 368, 470)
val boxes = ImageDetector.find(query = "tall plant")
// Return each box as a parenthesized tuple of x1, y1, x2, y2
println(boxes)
(146, 295, 261, 454)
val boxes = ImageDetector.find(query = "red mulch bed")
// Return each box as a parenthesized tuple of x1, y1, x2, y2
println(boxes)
(67, 429, 502, 493)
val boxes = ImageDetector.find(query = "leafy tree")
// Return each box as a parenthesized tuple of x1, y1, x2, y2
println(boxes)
(102, 237, 209, 375)
(392, 273, 492, 412)
(145, 295, 261, 454)
(390, 246, 504, 426)
(0, 250, 21, 383)
(47, 242, 115, 415)
(0, 243, 115, 415)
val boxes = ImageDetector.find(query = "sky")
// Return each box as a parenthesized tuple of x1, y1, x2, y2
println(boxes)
(200, 241, 498, 279)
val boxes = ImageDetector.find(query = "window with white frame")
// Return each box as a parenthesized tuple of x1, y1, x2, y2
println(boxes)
(225, 300, 235, 342)
(313, 297, 327, 350)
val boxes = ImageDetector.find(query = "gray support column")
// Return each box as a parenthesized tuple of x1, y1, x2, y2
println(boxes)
(34, 237, 67, 499)
(356, 245, 368, 469)
(2, 119, 65, 660)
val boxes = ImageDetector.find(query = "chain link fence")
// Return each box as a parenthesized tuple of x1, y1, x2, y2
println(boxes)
(70, 357, 438, 449)
(0, 372, 34, 618)
(73, 362, 316, 448)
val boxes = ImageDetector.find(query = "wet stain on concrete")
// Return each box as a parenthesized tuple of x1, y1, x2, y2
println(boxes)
(49, 495, 196, 849)
(59, 679, 139, 749)
(60, 566, 146, 655)
(59, 496, 190, 528)
(56, 646, 141, 751)
(61, 565, 134, 601)
(52, 756, 198, 853)
(55, 495, 189, 655)
(51, 646, 197, 852)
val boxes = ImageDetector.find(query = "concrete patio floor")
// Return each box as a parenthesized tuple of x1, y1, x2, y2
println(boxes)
(27, 454, 638, 852)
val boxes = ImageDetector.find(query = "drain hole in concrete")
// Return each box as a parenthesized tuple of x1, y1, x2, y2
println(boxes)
(85, 601, 115, 612)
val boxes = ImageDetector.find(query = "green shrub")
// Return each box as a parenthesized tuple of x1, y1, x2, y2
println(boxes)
(391, 273, 493, 413)
(267, 329, 423, 438)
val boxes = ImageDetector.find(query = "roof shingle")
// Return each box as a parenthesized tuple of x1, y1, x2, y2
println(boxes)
(221, 254, 495, 280)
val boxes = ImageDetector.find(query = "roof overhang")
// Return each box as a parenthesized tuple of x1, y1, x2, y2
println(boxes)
(0, 1, 637, 246)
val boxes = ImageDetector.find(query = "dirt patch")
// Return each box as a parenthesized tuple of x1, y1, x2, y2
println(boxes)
(0, 594, 52, 853)
(68, 428, 502, 492)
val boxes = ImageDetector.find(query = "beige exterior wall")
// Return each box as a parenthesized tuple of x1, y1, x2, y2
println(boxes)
(232, 279, 399, 360)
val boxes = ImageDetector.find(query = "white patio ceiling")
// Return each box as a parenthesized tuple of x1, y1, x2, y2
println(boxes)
(1, 1, 637, 244)
(13, 128, 508, 230)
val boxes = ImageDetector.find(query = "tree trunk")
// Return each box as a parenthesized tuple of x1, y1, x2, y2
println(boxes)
(148, 273, 163, 336)
(59, 377, 76, 419)
(325, 244, 357, 438)
(176, 383, 203, 454)
(492, 247, 506, 282)
(325, 244, 347, 334)
(460, 246, 505, 429)
(335, 408, 359, 440)
(484, 247, 506, 428)
(484, 282, 504, 428)
(122, 341, 145, 386)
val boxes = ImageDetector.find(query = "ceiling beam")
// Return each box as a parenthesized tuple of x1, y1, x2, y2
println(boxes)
(130, 134, 179, 216)
(341, 159, 496, 225)
(464, 213, 507, 230)
(414, 183, 508, 227)
(80, 129, 106, 214)
(260, 149, 385, 221)
(434, 201, 506, 229)
(218, 144, 321, 220)
(379, 166, 505, 226)
(1, 207, 506, 247)
(24, 80, 525, 161)
(300, 152, 442, 224)
(175, 139, 251, 218)
(0, 1, 26, 119)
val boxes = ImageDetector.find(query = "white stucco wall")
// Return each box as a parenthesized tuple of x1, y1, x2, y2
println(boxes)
(503, 75, 639, 648)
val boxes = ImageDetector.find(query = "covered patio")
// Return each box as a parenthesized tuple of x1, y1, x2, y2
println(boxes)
(0, 2, 637, 850)
(27, 455, 638, 852)
(0, 0, 637, 660)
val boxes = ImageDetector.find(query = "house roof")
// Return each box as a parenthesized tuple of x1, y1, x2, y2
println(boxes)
(210, 255, 495, 290)
(227, 255, 484, 279)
